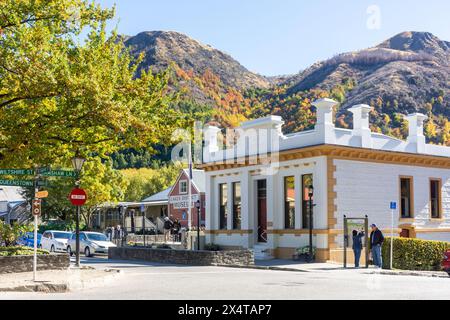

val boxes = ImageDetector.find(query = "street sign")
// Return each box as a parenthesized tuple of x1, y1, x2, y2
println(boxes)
(0, 179, 48, 187)
(0, 179, 34, 187)
(41, 170, 76, 178)
(0, 169, 34, 176)
(69, 188, 87, 206)
(390, 202, 397, 210)
(35, 190, 48, 199)
(32, 199, 41, 216)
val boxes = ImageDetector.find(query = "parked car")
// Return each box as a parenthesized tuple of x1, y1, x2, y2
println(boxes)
(41, 230, 72, 253)
(17, 232, 42, 248)
(442, 249, 450, 276)
(67, 231, 117, 257)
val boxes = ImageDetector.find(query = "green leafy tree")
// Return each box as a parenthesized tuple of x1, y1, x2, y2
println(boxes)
(122, 165, 181, 202)
(0, 0, 182, 168)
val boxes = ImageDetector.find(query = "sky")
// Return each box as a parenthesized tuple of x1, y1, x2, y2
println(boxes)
(97, 0, 450, 76)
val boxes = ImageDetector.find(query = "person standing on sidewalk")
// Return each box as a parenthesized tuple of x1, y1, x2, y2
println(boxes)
(369, 224, 384, 268)
(352, 230, 364, 268)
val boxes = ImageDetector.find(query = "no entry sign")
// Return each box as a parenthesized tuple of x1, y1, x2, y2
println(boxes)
(69, 188, 87, 206)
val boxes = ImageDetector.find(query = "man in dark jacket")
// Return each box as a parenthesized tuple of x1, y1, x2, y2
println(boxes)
(369, 224, 384, 268)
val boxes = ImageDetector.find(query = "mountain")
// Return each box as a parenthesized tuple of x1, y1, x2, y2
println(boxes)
(122, 30, 450, 145)
(284, 32, 449, 117)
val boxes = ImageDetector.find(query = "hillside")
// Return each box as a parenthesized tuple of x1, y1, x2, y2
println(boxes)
(123, 30, 450, 148)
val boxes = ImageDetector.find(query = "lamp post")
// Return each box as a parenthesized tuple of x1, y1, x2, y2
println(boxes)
(195, 200, 201, 251)
(72, 153, 86, 268)
(308, 185, 314, 263)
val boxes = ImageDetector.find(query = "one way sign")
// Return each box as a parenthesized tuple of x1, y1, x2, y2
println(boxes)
(32, 199, 41, 216)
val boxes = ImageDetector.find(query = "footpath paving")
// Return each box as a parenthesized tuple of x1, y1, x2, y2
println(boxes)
(0, 267, 122, 293)
(222, 259, 450, 278)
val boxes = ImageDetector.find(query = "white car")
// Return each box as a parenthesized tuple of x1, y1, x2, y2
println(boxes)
(41, 230, 72, 253)
(67, 231, 117, 257)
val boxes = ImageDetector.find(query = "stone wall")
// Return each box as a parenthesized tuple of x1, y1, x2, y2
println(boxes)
(0, 254, 70, 274)
(109, 247, 254, 266)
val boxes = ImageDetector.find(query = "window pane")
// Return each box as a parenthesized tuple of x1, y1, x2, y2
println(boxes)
(219, 184, 228, 230)
(233, 182, 241, 230)
(400, 178, 412, 218)
(284, 176, 295, 229)
(302, 174, 313, 229)
(430, 180, 441, 218)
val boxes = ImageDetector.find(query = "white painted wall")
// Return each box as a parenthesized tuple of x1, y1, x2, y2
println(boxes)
(333, 159, 450, 244)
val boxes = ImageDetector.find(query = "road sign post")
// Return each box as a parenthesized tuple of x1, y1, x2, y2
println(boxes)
(70, 188, 87, 268)
(390, 201, 397, 270)
(32, 198, 41, 282)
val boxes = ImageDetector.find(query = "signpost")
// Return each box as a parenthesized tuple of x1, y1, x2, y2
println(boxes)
(70, 188, 87, 268)
(141, 204, 146, 247)
(32, 199, 41, 281)
(389, 201, 397, 270)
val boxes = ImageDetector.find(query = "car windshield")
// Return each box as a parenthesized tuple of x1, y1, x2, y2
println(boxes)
(86, 233, 108, 241)
(53, 232, 71, 239)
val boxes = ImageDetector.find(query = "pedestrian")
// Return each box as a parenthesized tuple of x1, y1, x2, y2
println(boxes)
(352, 229, 364, 268)
(173, 219, 181, 242)
(369, 224, 384, 268)
(163, 216, 173, 242)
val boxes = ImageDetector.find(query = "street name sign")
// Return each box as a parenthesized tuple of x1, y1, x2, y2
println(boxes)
(0, 169, 34, 176)
(41, 170, 76, 178)
(32, 199, 41, 216)
(69, 188, 87, 206)
(0, 179, 34, 187)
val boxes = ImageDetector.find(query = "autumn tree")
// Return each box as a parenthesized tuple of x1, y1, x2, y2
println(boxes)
(0, 0, 182, 168)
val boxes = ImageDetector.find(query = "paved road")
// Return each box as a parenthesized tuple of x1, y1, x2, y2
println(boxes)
(1, 257, 450, 300)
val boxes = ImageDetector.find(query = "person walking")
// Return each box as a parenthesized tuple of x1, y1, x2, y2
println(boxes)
(369, 224, 384, 268)
(352, 230, 364, 268)
(163, 216, 174, 243)
(172, 219, 181, 242)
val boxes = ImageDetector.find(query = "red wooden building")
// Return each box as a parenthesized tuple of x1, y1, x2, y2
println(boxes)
(168, 169, 206, 228)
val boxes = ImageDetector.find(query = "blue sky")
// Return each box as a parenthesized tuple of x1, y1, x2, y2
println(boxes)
(98, 0, 450, 76)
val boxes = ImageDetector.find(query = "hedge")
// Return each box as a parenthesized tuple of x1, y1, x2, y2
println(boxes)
(382, 237, 450, 271)
(0, 246, 49, 257)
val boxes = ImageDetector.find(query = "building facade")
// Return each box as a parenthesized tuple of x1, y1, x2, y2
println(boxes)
(168, 169, 206, 228)
(200, 99, 450, 262)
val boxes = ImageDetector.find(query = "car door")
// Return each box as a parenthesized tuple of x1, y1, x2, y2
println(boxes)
(41, 232, 50, 250)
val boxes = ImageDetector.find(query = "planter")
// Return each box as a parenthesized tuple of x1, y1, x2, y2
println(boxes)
(0, 254, 70, 274)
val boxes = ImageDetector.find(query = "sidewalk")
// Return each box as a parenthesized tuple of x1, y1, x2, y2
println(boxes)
(0, 267, 122, 293)
(223, 259, 450, 278)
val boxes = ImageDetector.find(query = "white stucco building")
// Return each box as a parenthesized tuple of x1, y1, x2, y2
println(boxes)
(200, 98, 450, 262)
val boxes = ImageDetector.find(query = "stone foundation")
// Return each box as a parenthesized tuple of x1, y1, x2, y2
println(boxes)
(109, 247, 254, 266)
(0, 254, 70, 274)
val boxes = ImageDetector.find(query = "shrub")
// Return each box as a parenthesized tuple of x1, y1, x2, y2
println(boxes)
(0, 221, 32, 246)
(204, 243, 221, 251)
(382, 237, 450, 271)
(156, 244, 172, 250)
(0, 246, 49, 256)
(38, 221, 87, 233)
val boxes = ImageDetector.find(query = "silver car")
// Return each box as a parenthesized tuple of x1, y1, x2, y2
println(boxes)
(67, 231, 117, 257)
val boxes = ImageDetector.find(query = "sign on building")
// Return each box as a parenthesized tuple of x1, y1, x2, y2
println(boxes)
(169, 195, 199, 209)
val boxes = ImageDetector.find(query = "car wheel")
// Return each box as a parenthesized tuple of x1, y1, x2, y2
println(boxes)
(67, 246, 73, 256)
(84, 247, 91, 257)
(50, 245, 55, 253)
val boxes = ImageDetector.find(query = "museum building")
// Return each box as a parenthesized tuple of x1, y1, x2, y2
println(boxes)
(199, 98, 450, 262)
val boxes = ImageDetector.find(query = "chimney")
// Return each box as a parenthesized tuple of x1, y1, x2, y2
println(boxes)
(405, 113, 428, 153)
(349, 104, 373, 148)
(312, 98, 338, 144)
